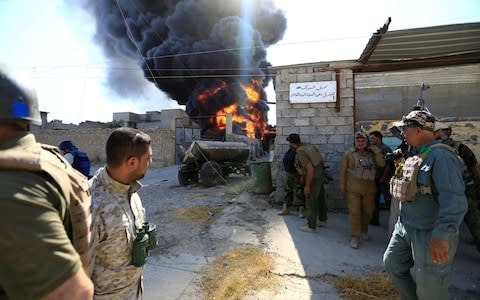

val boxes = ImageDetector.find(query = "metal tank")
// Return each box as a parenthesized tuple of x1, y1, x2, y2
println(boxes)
(178, 140, 252, 187)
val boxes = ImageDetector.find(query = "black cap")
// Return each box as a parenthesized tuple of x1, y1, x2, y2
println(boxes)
(286, 133, 301, 144)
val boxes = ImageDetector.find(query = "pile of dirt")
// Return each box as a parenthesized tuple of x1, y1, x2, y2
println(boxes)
(200, 247, 279, 299)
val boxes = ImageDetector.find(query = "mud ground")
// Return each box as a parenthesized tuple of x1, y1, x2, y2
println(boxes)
(126, 165, 480, 299)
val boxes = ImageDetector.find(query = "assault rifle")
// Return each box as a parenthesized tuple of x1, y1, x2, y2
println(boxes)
(412, 82, 430, 111)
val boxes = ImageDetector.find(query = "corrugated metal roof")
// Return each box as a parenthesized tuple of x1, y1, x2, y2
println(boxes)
(358, 21, 480, 64)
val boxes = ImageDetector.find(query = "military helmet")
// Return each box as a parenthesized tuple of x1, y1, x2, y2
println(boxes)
(0, 73, 41, 126)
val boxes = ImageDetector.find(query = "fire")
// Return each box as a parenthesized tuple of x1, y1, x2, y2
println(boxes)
(197, 81, 227, 102)
(198, 79, 267, 138)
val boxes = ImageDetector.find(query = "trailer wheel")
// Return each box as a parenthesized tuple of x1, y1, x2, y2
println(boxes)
(178, 166, 199, 186)
(199, 161, 224, 187)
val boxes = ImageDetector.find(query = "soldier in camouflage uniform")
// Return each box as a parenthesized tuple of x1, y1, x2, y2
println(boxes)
(435, 122, 480, 252)
(90, 128, 153, 299)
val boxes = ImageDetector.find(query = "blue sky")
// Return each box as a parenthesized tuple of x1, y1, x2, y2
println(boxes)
(1, 0, 479, 125)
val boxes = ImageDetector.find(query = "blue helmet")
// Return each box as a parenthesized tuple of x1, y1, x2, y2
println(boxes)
(0, 73, 41, 126)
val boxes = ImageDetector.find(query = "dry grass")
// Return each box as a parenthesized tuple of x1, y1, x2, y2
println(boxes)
(333, 272, 400, 300)
(201, 247, 279, 300)
(171, 205, 221, 225)
(224, 178, 252, 195)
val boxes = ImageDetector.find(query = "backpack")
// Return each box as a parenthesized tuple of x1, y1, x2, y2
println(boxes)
(283, 148, 297, 173)
(0, 144, 95, 276)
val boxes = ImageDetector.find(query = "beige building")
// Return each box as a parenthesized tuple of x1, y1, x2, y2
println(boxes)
(271, 21, 480, 209)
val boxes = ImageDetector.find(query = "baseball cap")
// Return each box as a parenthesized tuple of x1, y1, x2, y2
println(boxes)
(396, 110, 436, 131)
(434, 121, 450, 132)
(286, 133, 301, 144)
(354, 131, 368, 139)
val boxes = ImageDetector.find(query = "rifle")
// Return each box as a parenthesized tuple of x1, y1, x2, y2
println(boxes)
(412, 82, 430, 111)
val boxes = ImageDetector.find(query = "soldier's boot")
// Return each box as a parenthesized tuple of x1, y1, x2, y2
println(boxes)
(298, 206, 306, 218)
(278, 203, 290, 216)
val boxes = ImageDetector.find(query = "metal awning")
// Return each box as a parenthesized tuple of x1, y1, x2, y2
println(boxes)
(358, 20, 480, 64)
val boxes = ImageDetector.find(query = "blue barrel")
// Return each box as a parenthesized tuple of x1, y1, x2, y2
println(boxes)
(250, 161, 272, 194)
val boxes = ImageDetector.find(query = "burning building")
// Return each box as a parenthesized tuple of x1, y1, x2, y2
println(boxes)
(75, 0, 287, 139)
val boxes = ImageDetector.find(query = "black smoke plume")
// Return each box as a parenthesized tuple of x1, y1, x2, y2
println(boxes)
(72, 0, 287, 137)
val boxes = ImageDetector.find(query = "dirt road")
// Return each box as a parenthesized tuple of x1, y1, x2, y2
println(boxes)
(135, 165, 479, 299)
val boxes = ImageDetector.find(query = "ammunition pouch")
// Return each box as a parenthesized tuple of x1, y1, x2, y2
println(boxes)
(348, 167, 376, 181)
(390, 143, 456, 203)
(390, 154, 424, 203)
(348, 152, 376, 180)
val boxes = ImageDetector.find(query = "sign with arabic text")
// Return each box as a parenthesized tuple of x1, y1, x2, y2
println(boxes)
(289, 81, 336, 103)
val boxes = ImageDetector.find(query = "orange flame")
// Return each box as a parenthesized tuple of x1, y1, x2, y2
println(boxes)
(197, 81, 227, 102)
(201, 79, 268, 138)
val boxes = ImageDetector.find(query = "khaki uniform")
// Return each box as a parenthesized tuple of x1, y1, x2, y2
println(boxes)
(295, 144, 326, 229)
(90, 167, 146, 300)
(339, 146, 384, 238)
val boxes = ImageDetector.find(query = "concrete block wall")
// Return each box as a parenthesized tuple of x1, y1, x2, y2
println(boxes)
(274, 66, 355, 209)
(34, 128, 176, 169)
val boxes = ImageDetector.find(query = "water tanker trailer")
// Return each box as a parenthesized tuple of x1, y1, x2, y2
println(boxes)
(178, 140, 251, 186)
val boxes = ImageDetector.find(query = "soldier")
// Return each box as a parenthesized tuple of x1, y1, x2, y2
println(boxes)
(287, 134, 327, 232)
(278, 134, 306, 218)
(0, 73, 94, 299)
(340, 131, 385, 249)
(384, 110, 467, 300)
(435, 122, 480, 252)
(89, 127, 154, 299)
(369, 131, 393, 225)
(59, 140, 92, 178)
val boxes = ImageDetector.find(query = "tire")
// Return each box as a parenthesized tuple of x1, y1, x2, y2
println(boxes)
(199, 161, 224, 187)
(178, 166, 199, 186)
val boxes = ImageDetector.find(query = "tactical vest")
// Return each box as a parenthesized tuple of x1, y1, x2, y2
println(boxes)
(295, 144, 323, 175)
(71, 149, 91, 177)
(0, 144, 95, 276)
(347, 151, 376, 181)
(390, 143, 456, 202)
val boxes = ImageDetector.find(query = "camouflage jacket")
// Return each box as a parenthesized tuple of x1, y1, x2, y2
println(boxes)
(89, 167, 146, 299)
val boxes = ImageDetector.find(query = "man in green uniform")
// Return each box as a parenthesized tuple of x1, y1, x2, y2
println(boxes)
(278, 134, 306, 218)
(0, 73, 93, 299)
(287, 134, 327, 232)
(435, 122, 480, 252)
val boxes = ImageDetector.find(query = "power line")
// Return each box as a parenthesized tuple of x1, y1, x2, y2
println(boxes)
(114, 0, 159, 88)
